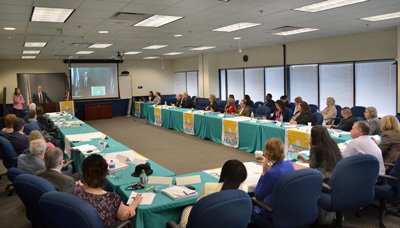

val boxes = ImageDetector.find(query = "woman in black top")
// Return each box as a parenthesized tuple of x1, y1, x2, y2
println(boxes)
(148, 91, 155, 102)
(289, 101, 314, 125)
(244, 94, 253, 107)
(205, 94, 219, 112)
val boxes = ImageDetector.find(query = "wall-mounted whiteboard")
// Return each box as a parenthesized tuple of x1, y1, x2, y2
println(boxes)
(119, 75, 132, 99)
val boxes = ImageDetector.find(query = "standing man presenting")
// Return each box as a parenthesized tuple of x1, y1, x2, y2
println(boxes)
(32, 86, 53, 108)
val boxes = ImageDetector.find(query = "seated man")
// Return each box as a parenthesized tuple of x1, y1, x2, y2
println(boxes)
(263, 93, 275, 113)
(2, 114, 16, 133)
(4, 118, 29, 155)
(171, 93, 182, 107)
(343, 121, 385, 174)
(327, 107, 356, 131)
(180, 92, 194, 108)
(36, 147, 82, 194)
(18, 139, 46, 173)
(234, 100, 250, 117)
(23, 103, 36, 122)
(24, 110, 42, 135)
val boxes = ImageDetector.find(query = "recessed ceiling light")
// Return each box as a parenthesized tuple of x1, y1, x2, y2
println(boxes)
(360, 11, 400, 21)
(190, 46, 216, 51)
(89, 43, 113, 48)
(134, 15, 183, 27)
(163, 52, 183, 55)
(3, 27, 16, 31)
(23, 50, 41, 54)
(24, 42, 47, 47)
(143, 56, 159, 59)
(21, 56, 36, 59)
(233, 37, 241, 40)
(67, 56, 78, 59)
(212, 22, 262, 32)
(273, 28, 320, 36)
(98, 31, 109, 34)
(174, 34, 183, 37)
(293, 0, 368, 13)
(31, 7, 74, 23)
(76, 51, 94, 54)
(124, 51, 142, 55)
(143, 45, 169, 49)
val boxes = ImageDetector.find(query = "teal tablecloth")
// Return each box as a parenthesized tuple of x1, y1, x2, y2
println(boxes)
(118, 171, 219, 228)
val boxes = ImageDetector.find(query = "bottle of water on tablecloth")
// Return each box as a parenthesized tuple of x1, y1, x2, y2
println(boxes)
(140, 169, 147, 186)
(287, 145, 294, 161)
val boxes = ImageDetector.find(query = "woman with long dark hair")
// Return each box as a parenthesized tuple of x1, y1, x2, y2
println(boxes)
(148, 91, 155, 102)
(265, 100, 290, 122)
(297, 125, 342, 180)
(13, 88, 25, 117)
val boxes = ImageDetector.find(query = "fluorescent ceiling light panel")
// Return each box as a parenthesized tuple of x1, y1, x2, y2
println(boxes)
(360, 11, 400, 21)
(24, 42, 47, 47)
(233, 37, 241, 40)
(212, 22, 261, 32)
(3, 27, 16, 30)
(98, 31, 109, 34)
(89, 43, 113, 48)
(190, 46, 216, 51)
(273, 28, 320, 36)
(21, 56, 36, 59)
(143, 56, 159, 59)
(134, 15, 183, 27)
(31, 7, 74, 23)
(163, 52, 183, 55)
(23, 50, 40, 54)
(294, 0, 368, 13)
(75, 51, 94, 54)
(143, 45, 168, 49)
(174, 34, 183, 37)
(124, 51, 142, 55)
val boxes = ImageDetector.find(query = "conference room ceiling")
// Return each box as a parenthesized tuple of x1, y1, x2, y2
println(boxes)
(0, 0, 399, 60)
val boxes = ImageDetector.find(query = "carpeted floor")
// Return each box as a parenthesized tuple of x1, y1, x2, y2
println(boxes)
(1, 115, 399, 227)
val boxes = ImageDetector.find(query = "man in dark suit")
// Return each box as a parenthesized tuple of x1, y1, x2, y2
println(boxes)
(234, 100, 251, 117)
(328, 107, 356, 131)
(172, 93, 182, 107)
(4, 118, 29, 155)
(32, 85, 53, 108)
(263, 93, 275, 113)
(24, 110, 42, 135)
(180, 92, 194, 108)
(35, 147, 82, 194)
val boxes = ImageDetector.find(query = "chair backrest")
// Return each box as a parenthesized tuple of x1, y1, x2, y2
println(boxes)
(388, 155, 400, 191)
(247, 106, 254, 116)
(14, 174, 56, 225)
(0, 136, 18, 169)
(7, 167, 31, 182)
(39, 191, 105, 228)
(396, 115, 400, 124)
(351, 106, 366, 120)
(187, 189, 252, 228)
(270, 169, 323, 228)
(309, 104, 319, 113)
(218, 101, 227, 112)
(289, 102, 296, 112)
(327, 154, 379, 211)
(335, 105, 342, 117)
(312, 112, 323, 125)
(285, 107, 293, 120)
(255, 106, 271, 118)
(253, 101, 264, 110)
(235, 100, 239, 106)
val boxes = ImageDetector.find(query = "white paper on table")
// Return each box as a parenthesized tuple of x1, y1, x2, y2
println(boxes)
(340, 131, 351, 135)
(283, 125, 298, 128)
(298, 150, 310, 156)
(243, 162, 262, 193)
(175, 175, 201, 186)
(371, 135, 380, 140)
(103, 150, 148, 163)
(229, 116, 252, 122)
(126, 192, 155, 206)
(132, 158, 147, 165)
(71, 144, 99, 154)
(204, 169, 221, 179)
(258, 119, 274, 124)
(295, 161, 310, 168)
(148, 176, 173, 185)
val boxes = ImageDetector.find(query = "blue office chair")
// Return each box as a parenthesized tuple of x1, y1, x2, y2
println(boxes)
(335, 105, 342, 125)
(167, 189, 252, 228)
(285, 107, 293, 121)
(0, 136, 18, 170)
(39, 191, 133, 228)
(375, 155, 400, 228)
(351, 106, 366, 120)
(289, 102, 296, 112)
(253, 101, 264, 110)
(312, 112, 323, 125)
(235, 100, 239, 107)
(395, 114, 400, 123)
(252, 169, 323, 228)
(22, 108, 30, 118)
(255, 106, 271, 118)
(247, 106, 254, 117)
(309, 104, 319, 113)
(14, 174, 56, 227)
(318, 154, 380, 226)
(196, 100, 210, 110)
(6, 167, 31, 196)
(218, 100, 227, 113)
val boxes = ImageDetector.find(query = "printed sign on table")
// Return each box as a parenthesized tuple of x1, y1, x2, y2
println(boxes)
(222, 119, 239, 148)
(284, 129, 310, 153)
(59, 101, 74, 116)
(183, 112, 194, 135)
(135, 102, 141, 117)
(154, 107, 162, 126)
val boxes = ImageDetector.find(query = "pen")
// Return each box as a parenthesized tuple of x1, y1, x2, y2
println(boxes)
(146, 186, 154, 191)
(86, 150, 93, 153)
(183, 191, 196, 196)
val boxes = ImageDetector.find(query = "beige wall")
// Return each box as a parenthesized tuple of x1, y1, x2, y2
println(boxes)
(173, 56, 198, 72)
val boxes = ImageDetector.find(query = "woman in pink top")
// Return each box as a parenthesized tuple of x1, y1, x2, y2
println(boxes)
(13, 88, 25, 117)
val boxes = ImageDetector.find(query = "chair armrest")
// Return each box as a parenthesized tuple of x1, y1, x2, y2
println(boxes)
(379, 174, 398, 181)
(62, 160, 76, 173)
(166, 220, 179, 228)
(322, 183, 332, 192)
(251, 197, 273, 212)
(108, 220, 133, 228)
(385, 163, 394, 167)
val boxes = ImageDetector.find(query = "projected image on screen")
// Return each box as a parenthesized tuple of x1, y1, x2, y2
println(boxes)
(71, 63, 118, 100)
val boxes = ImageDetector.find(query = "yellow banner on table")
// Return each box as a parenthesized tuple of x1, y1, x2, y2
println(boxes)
(135, 102, 141, 117)
(183, 112, 194, 135)
(59, 101, 74, 115)
(222, 119, 239, 148)
(154, 107, 162, 126)
(284, 129, 310, 157)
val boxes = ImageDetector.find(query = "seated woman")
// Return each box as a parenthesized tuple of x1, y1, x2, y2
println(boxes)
(297, 126, 342, 180)
(29, 130, 54, 148)
(148, 91, 155, 102)
(244, 94, 253, 107)
(253, 138, 295, 222)
(179, 159, 248, 228)
(73, 154, 142, 227)
(320, 97, 337, 125)
(224, 98, 236, 115)
(289, 101, 314, 125)
(290, 97, 303, 121)
(205, 94, 219, 112)
(265, 100, 290, 122)
(365, 106, 381, 135)
(154, 92, 162, 105)
(371, 115, 400, 164)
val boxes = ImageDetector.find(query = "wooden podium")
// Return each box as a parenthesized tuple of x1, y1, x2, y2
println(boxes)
(44, 102, 60, 113)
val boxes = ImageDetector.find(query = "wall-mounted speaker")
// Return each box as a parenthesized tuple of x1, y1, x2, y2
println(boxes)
(243, 55, 249, 62)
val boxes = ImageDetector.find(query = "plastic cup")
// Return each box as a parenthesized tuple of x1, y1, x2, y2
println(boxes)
(255, 151, 263, 160)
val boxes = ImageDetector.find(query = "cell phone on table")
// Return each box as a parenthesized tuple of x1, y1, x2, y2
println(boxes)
(185, 185, 195, 190)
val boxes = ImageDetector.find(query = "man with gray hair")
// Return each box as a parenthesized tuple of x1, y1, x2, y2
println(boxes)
(32, 85, 53, 108)
(343, 121, 385, 174)
(36, 147, 81, 194)
(17, 139, 46, 173)
(180, 92, 194, 108)
(172, 93, 182, 107)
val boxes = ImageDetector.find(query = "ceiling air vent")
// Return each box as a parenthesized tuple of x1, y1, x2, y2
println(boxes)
(112, 12, 148, 21)
(271, 26, 303, 32)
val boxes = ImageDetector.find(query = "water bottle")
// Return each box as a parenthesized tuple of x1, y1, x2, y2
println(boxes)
(99, 140, 105, 151)
(280, 114, 283, 124)
(250, 112, 254, 119)
(322, 122, 327, 127)
(165, 101, 167, 106)
(109, 160, 116, 178)
(287, 145, 294, 160)
(140, 169, 147, 186)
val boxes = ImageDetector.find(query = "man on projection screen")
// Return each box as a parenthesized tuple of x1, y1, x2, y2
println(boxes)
(32, 86, 53, 108)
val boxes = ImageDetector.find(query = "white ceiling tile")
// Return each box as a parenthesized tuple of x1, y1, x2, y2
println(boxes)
(33, 0, 83, 9)
(131, 0, 182, 7)
(0, 5, 32, 14)
(122, 3, 167, 14)
(72, 9, 116, 18)
(157, 7, 202, 16)
(173, 0, 223, 10)
(79, 0, 128, 11)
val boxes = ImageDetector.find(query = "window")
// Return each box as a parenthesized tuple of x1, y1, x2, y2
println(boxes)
(220, 70, 226, 101)
(355, 61, 396, 116)
(174, 71, 199, 96)
(265, 67, 284, 102)
(227, 69, 244, 102)
(289, 64, 318, 105)
(319, 63, 354, 108)
(244, 68, 264, 102)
